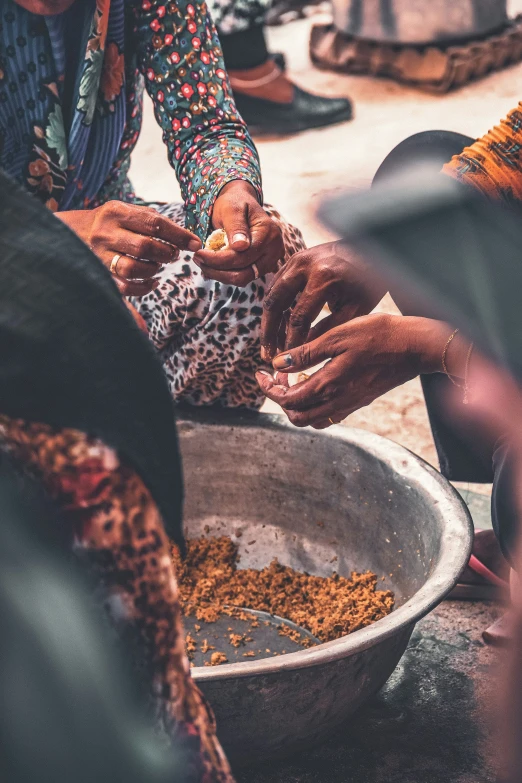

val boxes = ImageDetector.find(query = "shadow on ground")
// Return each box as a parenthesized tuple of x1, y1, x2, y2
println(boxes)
(239, 601, 502, 783)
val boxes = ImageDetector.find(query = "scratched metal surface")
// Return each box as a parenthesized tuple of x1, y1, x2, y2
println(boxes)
(177, 410, 472, 764)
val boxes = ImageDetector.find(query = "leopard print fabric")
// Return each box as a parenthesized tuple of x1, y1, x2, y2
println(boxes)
(0, 415, 235, 783)
(131, 202, 306, 408)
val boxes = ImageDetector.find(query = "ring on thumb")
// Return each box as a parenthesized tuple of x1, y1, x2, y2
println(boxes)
(272, 334, 333, 372)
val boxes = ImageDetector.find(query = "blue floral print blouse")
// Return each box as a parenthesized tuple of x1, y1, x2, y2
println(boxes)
(0, 0, 262, 238)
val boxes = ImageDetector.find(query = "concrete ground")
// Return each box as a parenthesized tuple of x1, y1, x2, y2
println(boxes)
(128, 7, 521, 779)
(238, 600, 504, 783)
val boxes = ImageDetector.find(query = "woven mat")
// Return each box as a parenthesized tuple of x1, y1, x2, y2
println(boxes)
(310, 15, 522, 93)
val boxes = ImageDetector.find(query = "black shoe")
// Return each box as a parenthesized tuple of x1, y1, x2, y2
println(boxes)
(272, 52, 287, 71)
(234, 85, 353, 135)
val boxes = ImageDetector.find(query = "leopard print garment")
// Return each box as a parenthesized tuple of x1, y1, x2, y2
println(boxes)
(131, 202, 306, 408)
(0, 415, 235, 783)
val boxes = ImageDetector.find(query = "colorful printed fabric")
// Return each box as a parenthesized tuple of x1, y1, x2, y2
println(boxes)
(442, 102, 522, 206)
(0, 413, 236, 782)
(130, 200, 306, 407)
(0, 0, 262, 239)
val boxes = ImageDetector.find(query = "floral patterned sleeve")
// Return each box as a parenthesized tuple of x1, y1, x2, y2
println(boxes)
(129, 0, 263, 240)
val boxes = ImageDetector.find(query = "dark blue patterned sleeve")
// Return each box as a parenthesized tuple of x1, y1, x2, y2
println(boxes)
(130, 0, 263, 240)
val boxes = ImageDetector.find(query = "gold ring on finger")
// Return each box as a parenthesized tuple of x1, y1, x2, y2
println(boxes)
(110, 253, 122, 276)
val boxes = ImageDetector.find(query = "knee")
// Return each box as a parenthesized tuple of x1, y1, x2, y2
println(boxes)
(373, 130, 471, 187)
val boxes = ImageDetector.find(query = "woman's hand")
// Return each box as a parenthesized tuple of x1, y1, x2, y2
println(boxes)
(57, 201, 202, 296)
(260, 241, 387, 361)
(192, 181, 284, 286)
(256, 314, 456, 429)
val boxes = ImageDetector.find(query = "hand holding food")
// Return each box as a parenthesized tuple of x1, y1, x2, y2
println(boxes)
(57, 201, 202, 296)
(193, 180, 284, 286)
(256, 314, 455, 429)
(205, 228, 229, 251)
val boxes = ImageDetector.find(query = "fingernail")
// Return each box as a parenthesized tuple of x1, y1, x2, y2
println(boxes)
(188, 240, 202, 252)
(273, 353, 293, 370)
(232, 232, 248, 245)
(260, 346, 270, 362)
(257, 369, 273, 378)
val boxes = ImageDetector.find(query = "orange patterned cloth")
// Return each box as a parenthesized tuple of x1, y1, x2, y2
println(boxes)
(442, 103, 522, 204)
(0, 415, 235, 783)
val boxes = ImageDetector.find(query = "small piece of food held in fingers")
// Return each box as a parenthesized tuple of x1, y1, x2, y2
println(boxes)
(205, 229, 229, 251)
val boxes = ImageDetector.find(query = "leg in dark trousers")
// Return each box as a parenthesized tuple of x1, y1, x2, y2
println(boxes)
(207, 0, 353, 134)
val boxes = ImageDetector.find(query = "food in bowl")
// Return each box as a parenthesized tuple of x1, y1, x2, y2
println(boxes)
(172, 535, 394, 665)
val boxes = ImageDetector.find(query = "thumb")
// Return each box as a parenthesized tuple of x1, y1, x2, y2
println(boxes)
(222, 202, 251, 251)
(272, 332, 334, 373)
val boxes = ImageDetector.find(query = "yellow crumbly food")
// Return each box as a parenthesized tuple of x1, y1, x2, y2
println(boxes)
(172, 535, 394, 644)
(205, 228, 228, 251)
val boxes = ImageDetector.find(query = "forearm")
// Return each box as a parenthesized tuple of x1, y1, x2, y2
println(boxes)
(129, 0, 262, 239)
(179, 124, 262, 236)
(407, 317, 472, 378)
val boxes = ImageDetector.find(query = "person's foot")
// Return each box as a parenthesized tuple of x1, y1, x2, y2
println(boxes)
(447, 529, 510, 600)
(229, 61, 353, 134)
(460, 529, 510, 586)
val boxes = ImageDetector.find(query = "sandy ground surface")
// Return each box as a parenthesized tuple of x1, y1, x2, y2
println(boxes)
(129, 2, 522, 495)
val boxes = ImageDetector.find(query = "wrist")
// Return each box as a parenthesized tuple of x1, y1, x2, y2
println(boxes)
(212, 180, 260, 230)
(403, 317, 462, 375)
(216, 179, 258, 202)
(56, 209, 93, 240)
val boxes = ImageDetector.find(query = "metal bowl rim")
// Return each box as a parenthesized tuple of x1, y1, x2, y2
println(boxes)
(177, 412, 473, 682)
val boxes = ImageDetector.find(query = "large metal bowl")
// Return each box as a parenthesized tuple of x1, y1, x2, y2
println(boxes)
(178, 410, 473, 765)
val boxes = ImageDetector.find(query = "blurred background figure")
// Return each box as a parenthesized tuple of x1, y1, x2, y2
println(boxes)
(310, 0, 515, 94)
(209, 0, 353, 133)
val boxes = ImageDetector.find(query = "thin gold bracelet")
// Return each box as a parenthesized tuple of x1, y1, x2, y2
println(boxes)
(441, 328, 474, 404)
(441, 329, 463, 387)
(463, 342, 474, 405)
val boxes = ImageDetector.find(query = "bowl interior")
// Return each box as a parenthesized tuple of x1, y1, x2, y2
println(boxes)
(178, 413, 466, 609)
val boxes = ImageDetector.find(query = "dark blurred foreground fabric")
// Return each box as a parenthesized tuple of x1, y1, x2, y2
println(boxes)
(0, 169, 183, 547)
(0, 452, 188, 783)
